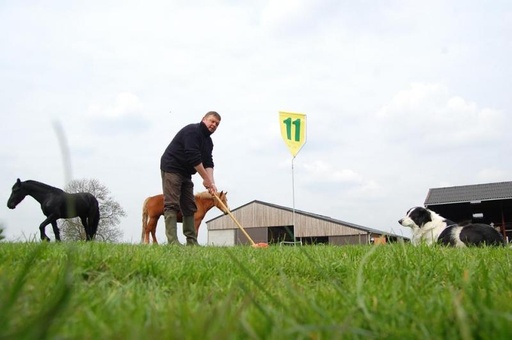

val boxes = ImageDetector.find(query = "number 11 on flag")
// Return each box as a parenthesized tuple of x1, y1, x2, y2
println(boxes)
(279, 111, 307, 157)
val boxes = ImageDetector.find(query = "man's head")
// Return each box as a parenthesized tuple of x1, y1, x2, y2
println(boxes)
(202, 111, 221, 134)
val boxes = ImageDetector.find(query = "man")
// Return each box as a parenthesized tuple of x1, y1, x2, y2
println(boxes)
(160, 111, 221, 245)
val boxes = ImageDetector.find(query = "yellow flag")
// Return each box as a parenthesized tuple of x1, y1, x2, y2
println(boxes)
(279, 111, 307, 157)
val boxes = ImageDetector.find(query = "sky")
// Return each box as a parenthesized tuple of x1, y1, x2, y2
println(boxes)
(1, 0, 511, 244)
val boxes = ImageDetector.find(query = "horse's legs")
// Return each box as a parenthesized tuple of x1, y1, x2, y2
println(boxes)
(143, 229, 149, 244)
(51, 221, 61, 241)
(150, 230, 158, 244)
(80, 216, 93, 241)
(142, 227, 153, 244)
(142, 218, 152, 244)
(38, 215, 56, 241)
(147, 217, 158, 244)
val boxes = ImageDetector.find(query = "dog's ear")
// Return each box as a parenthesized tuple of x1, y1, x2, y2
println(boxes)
(408, 207, 432, 227)
(416, 208, 432, 227)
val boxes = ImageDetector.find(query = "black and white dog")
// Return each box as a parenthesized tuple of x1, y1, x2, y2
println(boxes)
(399, 207, 504, 247)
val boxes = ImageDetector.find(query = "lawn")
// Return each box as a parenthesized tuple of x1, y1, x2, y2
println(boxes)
(0, 242, 511, 339)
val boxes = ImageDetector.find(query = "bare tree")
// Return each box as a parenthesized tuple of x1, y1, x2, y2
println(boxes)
(0, 223, 5, 241)
(59, 179, 125, 242)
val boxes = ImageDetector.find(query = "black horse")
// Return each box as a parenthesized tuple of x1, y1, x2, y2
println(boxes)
(7, 178, 100, 241)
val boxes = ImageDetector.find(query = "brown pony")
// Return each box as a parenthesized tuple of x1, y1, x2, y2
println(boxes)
(141, 191, 229, 244)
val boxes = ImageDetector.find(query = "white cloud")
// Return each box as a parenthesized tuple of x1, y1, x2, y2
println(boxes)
(476, 168, 509, 183)
(261, 0, 316, 30)
(375, 82, 507, 148)
(302, 160, 363, 184)
(87, 92, 145, 119)
(85, 92, 150, 135)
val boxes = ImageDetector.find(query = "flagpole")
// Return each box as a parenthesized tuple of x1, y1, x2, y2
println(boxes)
(291, 155, 296, 243)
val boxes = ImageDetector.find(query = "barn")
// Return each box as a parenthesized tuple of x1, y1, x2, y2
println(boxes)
(424, 181, 512, 243)
(205, 199, 405, 246)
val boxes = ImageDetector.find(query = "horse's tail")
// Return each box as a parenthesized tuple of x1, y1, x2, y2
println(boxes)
(89, 195, 100, 239)
(141, 197, 150, 243)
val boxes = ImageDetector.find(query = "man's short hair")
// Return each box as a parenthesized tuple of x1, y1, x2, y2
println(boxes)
(203, 111, 221, 121)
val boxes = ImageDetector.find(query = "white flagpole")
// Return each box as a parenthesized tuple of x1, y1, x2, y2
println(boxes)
(291, 155, 296, 243)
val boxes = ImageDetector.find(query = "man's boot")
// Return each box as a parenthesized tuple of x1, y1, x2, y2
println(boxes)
(164, 210, 180, 245)
(183, 215, 199, 246)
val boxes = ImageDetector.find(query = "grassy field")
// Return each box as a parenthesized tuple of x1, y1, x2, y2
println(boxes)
(0, 242, 511, 340)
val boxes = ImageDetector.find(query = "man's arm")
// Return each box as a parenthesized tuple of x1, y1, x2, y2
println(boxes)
(194, 164, 217, 194)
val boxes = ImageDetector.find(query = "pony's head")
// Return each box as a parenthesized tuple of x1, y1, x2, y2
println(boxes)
(214, 191, 229, 214)
(7, 178, 27, 209)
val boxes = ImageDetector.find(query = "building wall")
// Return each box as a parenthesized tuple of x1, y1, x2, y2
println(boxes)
(208, 229, 235, 246)
(329, 234, 370, 245)
(208, 202, 367, 237)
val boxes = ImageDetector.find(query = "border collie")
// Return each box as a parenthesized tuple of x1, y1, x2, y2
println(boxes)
(399, 207, 504, 247)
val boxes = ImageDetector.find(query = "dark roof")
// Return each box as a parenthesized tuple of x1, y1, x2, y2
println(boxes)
(425, 181, 512, 206)
(209, 199, 404, 237)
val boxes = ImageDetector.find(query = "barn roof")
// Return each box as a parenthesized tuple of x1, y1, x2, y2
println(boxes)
(208, 199, 402, 237)
(424, 181, 512, 206)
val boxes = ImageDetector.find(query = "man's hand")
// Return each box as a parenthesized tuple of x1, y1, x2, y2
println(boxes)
(203, 180, 217, 195)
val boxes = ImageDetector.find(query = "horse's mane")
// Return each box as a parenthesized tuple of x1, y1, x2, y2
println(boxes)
(194, 191, 226, 201)
(195, 191, 213, 199)
(24, 180, 64, 193)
